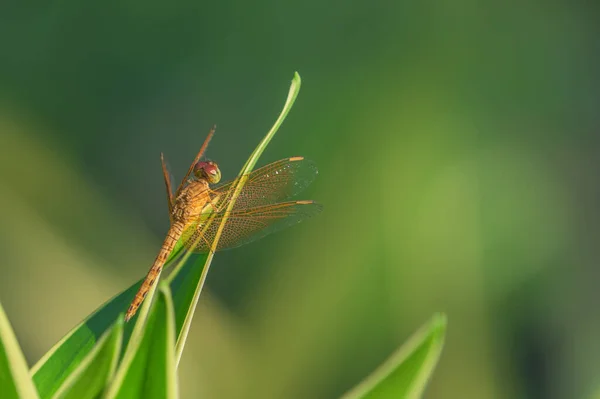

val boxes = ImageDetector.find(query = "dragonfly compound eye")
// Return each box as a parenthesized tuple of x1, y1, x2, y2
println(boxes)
(194, 161, 221, 184)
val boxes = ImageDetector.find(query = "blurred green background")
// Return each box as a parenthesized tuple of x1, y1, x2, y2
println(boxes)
(0, 1, 598, 398)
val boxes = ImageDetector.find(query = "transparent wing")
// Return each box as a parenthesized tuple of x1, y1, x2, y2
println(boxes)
(161, 153, 175, 218)
(184, 200, 322, 253)
(211, 157, 318, 211)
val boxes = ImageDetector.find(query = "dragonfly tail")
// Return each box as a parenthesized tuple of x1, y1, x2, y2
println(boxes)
(125, 224, 184, 322)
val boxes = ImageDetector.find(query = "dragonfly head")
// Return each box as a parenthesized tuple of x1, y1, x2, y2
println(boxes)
(194, 161, 221, 184)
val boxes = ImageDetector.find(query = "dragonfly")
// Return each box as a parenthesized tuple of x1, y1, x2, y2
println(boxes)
(125, 127, 321, 321)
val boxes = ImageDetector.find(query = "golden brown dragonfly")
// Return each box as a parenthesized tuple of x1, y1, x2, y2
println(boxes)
(125, 128, 321, 321)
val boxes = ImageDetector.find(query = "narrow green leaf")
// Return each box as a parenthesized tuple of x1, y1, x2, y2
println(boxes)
(0, 301, 40, 399)
(170, 72, 302, 364)
(50, 318, 123, 399)
(31, 72, 301, 394)
(341, 313, 447, 399)
(30, 279, 141, 398)
(30, 247, 196, 398)
(104, 284, 177, 399)
(30, 242, 186, 398)
(168, 255, 208, 338)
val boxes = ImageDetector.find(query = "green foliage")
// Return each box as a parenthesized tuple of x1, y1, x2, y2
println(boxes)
(50, 318, 123, 399)
(105, 284, 178, 399)
(341, 314, 447, 399)
(1, 295, 448, 399)
(0, 302, 40, 399)
(0, 74, 447, 398)
(28, 72, 304, 398)
(30, 278, 143, 398)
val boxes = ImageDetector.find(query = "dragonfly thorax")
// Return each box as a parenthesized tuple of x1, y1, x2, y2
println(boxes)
(173, 179, 212, 224)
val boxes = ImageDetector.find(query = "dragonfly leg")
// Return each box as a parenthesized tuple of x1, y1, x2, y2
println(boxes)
(187, 228, 214, 254)
(208, 197, 221, 213)
(199, 231, 213, 252)
(207, 188, 224, 212)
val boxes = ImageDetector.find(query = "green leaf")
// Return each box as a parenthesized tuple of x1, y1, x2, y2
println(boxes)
(50, 317, 123, 399)
(105, 284, 178, 399)
(30, 72, 302, 395)
(29, 256, 201, 399)
(170, 71, 302, 363)
(0, 301, 40, 399)
(30, 279, 141, 398)
(341, 313, 447, 399)
(30, 247, 184, 399)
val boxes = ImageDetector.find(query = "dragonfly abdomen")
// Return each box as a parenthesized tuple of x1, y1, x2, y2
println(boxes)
(124, 222, 185, 322)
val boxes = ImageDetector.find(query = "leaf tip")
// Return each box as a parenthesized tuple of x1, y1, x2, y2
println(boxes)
(114, 313, 125, 328)
(431, 312, 447, 330)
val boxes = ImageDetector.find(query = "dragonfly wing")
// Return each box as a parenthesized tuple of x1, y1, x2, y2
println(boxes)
(184, 200, 322, 253)
(161, 153, 175, 218)
(212, 157, 318, 211)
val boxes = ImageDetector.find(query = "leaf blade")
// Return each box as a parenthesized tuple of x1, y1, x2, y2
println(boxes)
(104, 284, 178, 399)
(31, 72, 303, 394)
(170, 72, 302, 363)
(50, 318, 123, 399)
(341, 313, 447, 399)
(31, 281, 140, 398)
(0, 301, 40, 399)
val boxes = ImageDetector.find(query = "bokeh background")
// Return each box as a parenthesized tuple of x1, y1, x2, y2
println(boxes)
(1, 1, 599, 398)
